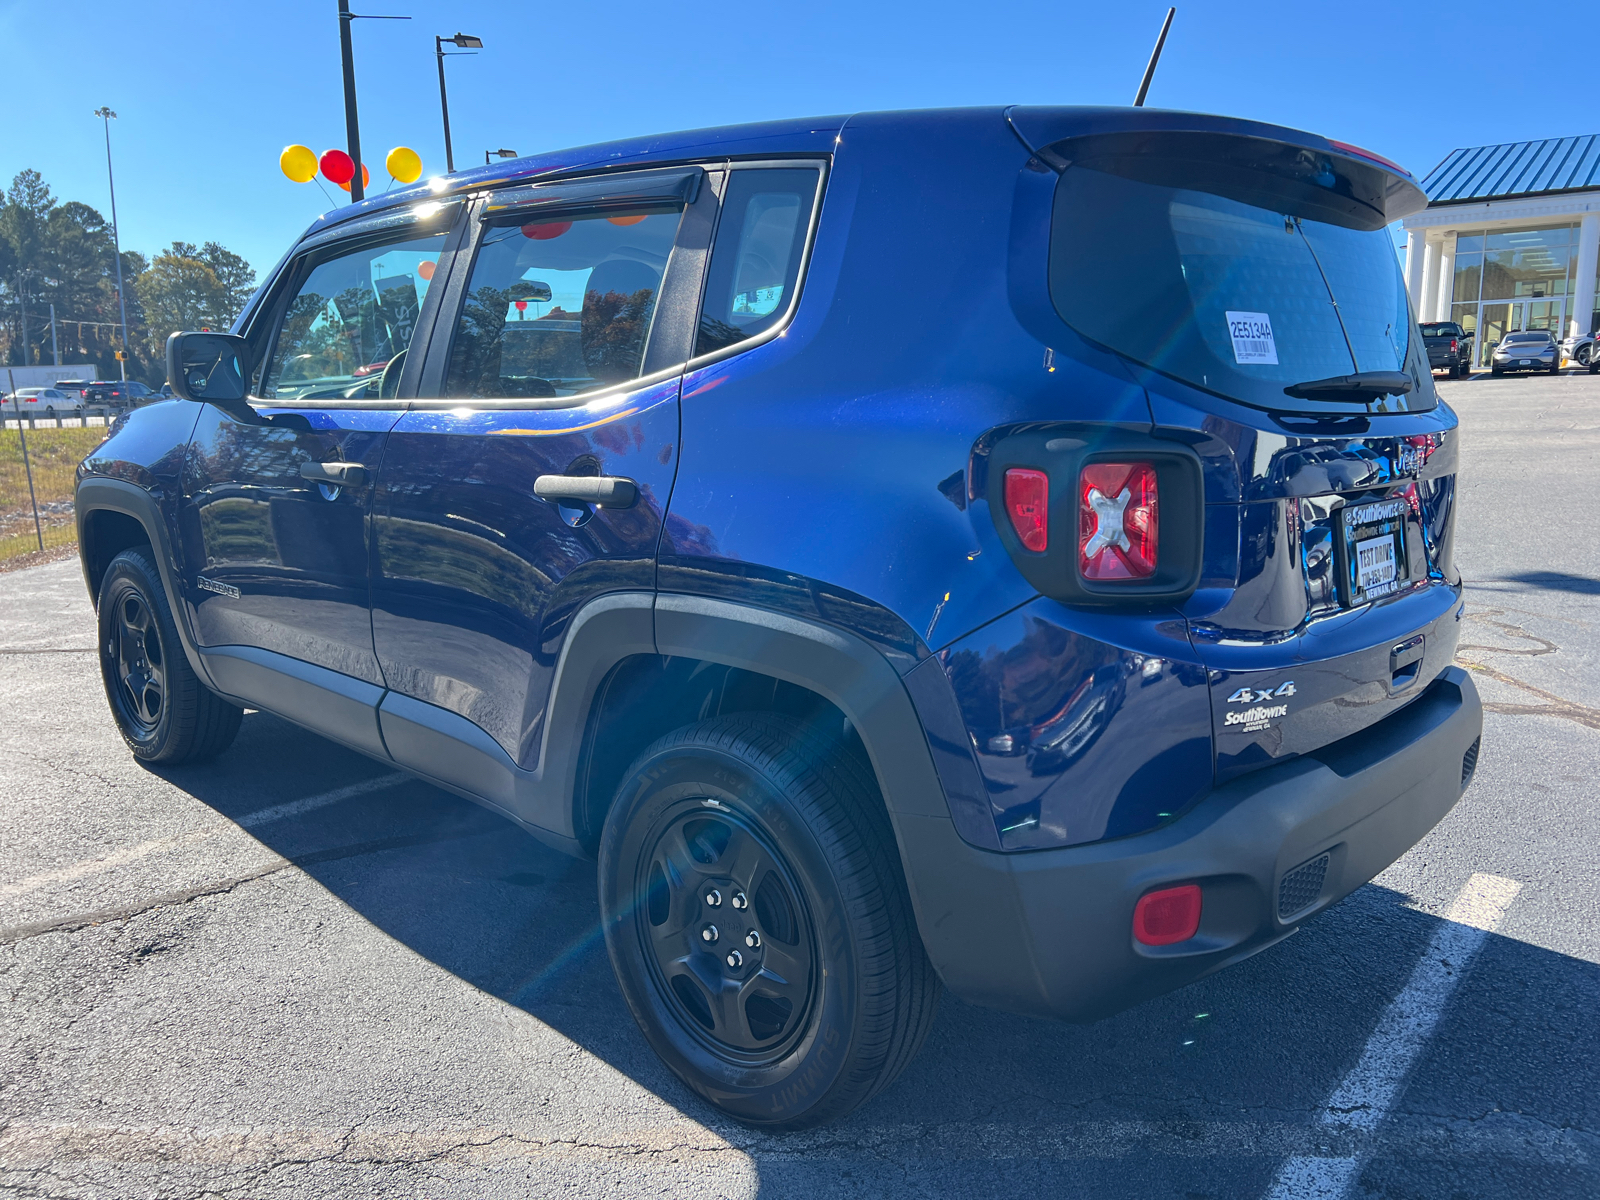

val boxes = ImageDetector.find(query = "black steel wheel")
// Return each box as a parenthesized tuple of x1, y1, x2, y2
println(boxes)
(599, 713, 940, 1129)
(98, 547, 242, 763)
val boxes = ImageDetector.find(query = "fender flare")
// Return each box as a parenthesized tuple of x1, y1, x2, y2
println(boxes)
(74, 477, 216, 689)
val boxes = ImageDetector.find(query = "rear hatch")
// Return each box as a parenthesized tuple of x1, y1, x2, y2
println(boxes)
(1025, 119, 1462, 783)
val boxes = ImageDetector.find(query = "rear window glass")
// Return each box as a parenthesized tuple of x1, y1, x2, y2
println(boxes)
(1419, 323, 1462, 336)
(695, 168, 820, 358)
(1048, 141, 1432, 414)
(446, 207, 682, 399)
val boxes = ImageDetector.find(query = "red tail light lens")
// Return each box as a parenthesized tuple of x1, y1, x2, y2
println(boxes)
(1079, 462, 1157, 580)
(1133, 884, 1202, 945)
(1449, 338, 1458, 352)
(1004, 468, 1049, 552)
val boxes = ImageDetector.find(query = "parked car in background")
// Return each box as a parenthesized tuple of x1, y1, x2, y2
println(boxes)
(1491, 329, 1560, 375)
(1559, 330, 1594, 368)
(6, 387, 80, 418)
(80, 380, 160, 411)
(54, 379, 95, 398)
(77, 105, 1481, 1130)
(1419, 321, 1473, 378)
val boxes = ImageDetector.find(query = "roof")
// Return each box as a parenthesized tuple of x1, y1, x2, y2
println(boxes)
(1422, 135, 1600, 204)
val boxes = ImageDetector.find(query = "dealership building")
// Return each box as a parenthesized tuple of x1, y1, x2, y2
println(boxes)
(1402, 135, 1600, 367)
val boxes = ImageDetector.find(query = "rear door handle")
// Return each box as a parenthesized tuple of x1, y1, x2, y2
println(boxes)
(300, 461, 369, 486)
(534, 474, 637, 508)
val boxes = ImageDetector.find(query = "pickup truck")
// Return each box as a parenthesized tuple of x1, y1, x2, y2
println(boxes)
(1419, 321, 1473, 378)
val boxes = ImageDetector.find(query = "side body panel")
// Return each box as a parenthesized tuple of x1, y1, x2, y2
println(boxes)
(176, 404, 398, 685)
(369, 377, 681, 766)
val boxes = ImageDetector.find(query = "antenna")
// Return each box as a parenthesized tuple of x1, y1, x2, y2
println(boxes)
(1132, 7, 1176, 107)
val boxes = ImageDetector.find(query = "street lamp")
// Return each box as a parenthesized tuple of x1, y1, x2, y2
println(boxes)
(337, 2, 410, 205)
(485, 148, 517, 165)
(435, 32, 482, 174)
(94, 107, 130, 381)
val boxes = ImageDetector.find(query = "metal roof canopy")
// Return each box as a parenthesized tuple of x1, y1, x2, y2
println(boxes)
(1422, 135, 1600, 204)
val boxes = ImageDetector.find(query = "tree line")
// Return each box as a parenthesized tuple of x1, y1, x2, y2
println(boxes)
(0, 169, 256, 385)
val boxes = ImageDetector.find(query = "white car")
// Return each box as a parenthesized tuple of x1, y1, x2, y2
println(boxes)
(1559, 331, 1595, 369)
(5, 387, 80, 418)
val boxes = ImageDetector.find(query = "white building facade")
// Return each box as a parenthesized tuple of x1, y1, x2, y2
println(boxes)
(1403, 135, 1600, 368)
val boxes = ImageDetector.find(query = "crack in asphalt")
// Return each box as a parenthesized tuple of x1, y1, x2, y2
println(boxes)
(1458, 609, 1600, 730)
(0, 826, 494, 945)
(0, 1115, 1592, 1173)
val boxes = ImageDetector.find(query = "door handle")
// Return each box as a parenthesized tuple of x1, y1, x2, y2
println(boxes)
(534, 474, 637, 508)
(300, 461, 369, 486)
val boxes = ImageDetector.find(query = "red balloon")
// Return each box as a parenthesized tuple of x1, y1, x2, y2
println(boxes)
(320, 149, 355, 184)
(521, 221, 571, 241)
(514, 300, 528, 312)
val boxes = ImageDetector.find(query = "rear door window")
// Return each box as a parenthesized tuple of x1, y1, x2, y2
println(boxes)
(444, 207, 683, 399)
(695, 167, 821, 358)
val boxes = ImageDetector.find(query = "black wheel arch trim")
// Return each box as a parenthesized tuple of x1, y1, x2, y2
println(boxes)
(74, 477, 216, 691)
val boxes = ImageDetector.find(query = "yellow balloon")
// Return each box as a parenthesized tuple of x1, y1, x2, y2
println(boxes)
(386, 146, 423, 184)
(279, 144, 318, 184)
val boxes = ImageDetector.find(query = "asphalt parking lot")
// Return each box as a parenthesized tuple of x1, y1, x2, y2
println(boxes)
(2, 374, 1597, 1199)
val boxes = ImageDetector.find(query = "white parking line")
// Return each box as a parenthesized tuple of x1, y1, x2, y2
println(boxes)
(235, 773, 409, 829)
(0, 773, 410, 901)
(1263, 873, 1522, 1200)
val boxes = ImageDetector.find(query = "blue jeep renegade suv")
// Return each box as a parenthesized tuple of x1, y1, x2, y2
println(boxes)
(75, 105, 1482, 1129)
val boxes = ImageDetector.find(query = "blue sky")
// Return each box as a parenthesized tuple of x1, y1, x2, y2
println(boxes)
(1, 0, 1589, 278)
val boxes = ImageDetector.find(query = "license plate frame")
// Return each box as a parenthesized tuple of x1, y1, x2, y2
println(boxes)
(1337, 498, 1409, 606)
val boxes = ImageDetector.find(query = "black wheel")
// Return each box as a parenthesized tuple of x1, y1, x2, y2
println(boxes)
(98, 547, 242, 763)
(599, 713, 940, 1130)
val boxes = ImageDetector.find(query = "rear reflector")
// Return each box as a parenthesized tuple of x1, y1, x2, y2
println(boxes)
(1133, 884, 1202, 945)
(1004, 468, 1049, 552)
(1079, 462, 1158, 580)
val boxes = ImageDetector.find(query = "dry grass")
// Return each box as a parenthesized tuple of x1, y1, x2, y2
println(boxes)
(0, 428, 106, 564)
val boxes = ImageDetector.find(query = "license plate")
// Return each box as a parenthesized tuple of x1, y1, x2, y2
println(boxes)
(1338, 498, 1409, 605)
(1520, 359, 1531, 365)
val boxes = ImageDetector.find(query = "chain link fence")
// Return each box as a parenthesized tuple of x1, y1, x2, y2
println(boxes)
(0, 418, 105, 566)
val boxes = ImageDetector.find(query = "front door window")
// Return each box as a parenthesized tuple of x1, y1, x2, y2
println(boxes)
(261, 233, 447, 401)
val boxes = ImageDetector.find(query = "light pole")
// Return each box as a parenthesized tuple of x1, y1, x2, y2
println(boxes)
(94, 107, 130, 381)
(337, 2, 410, 204)
(15, 269, 36, 367)
(435, 32, 482, 174)
(485, 148, 516, 166)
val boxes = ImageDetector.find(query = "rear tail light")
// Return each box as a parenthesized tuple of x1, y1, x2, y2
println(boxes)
(1449, 338, 1458, 352)
(1079, 462, 1157, 580)
(1133, 884, 1202, 945)
(1004, 468, 1049, 552)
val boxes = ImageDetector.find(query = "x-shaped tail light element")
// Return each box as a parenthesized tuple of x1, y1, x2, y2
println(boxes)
(1084, 486, 1133, 557)
(1079, 462, 1158, 580)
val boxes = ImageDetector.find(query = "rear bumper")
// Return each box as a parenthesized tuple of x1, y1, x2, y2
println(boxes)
(895, 666, 1482, 1022)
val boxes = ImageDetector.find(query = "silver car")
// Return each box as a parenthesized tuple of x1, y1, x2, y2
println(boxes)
(1490, 330, 1560, 376)
(1559, 331, 1595, 369)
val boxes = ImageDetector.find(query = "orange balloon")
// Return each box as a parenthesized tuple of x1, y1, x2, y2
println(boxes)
(417, 260, 436, 281)
(608, 214, 647, 226)
(337, 163, 373, 193)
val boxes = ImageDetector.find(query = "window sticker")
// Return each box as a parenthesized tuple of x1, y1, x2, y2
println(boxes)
(732, 285, 784, 318)
(1225, 311, 1278, 365)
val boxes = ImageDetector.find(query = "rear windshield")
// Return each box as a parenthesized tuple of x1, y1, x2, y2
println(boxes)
(1048, 136, 1433, 414)
(1419, 323, 1462, 336)
(1503, 331, 1550, 343)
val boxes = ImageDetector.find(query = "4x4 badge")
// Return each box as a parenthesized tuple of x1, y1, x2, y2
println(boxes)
(1226, 682, 1295, 704)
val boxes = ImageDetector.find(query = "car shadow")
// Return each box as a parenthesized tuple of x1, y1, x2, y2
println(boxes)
(1494, 571, 1600, 596)
(156, 711, 1600, 1198)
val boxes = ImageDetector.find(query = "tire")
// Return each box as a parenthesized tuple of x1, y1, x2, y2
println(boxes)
(1549, 359, 1560, 375)
(599, 713, 940, 1130)
(1491, 367, 1502, 377)
(1454, 361, 1468, 379)
(1577, 344, 1592, 367)
(97, 547, 242, 763)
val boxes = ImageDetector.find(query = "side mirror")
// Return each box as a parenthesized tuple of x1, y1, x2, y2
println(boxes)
(165, 331, 250, 404)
